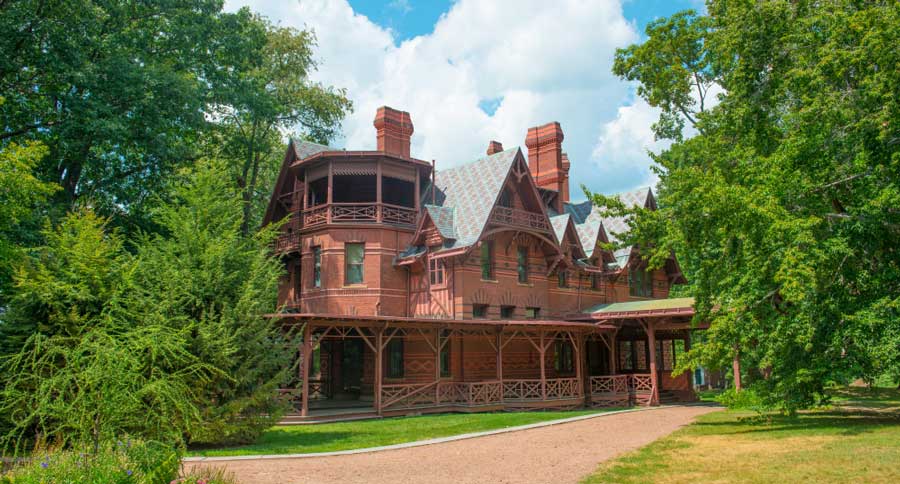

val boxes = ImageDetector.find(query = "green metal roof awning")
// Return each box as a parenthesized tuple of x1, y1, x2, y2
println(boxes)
(581, 297, 695, 320)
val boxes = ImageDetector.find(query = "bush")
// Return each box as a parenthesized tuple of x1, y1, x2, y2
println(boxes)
(0, 439, 236, 484)
(715, 387, 766, 411)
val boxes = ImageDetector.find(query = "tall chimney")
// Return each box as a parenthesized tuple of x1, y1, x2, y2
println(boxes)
(374, 106, 414, 158)
(525, 121, 566, 211)
(560, 152, 571, 204)
(486, 140, 504, 156)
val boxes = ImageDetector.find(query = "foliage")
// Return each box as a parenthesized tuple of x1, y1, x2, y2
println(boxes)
(0, 210, 215, 454)
(128, 158, 295, 446)
(598, 0, 900, 412)
(714, 387, 765, 411)
(0, 438, 236, 484)
(0, 1, 350, 235)
(0, 139, 58, 300)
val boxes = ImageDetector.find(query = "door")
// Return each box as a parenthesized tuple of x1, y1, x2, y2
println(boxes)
(340, 339, 364, 396)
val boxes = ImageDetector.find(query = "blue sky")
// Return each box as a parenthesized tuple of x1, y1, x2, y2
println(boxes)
(348, 0, 700, 42)
(225, 0, 706, 197)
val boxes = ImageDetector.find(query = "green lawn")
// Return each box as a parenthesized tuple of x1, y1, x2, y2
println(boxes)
(189, 409, 613, 457)
(582, 386, 900, 483)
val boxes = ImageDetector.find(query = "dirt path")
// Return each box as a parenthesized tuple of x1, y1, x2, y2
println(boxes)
(189, 405, 718, 484)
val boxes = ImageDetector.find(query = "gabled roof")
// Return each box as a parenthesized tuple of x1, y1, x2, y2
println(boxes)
(262, 139, 333, 226)
(424, 205, 456, 240)
(549, 213, 571, 243)
(420, 147, 521, 251)
(565, 187, 653, 269)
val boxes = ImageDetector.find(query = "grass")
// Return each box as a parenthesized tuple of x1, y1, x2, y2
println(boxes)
(582, 386, 900, 484)
(189, 409, 614, 457)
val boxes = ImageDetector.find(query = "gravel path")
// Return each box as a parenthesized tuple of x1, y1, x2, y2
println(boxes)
(189, 405, 718, 484)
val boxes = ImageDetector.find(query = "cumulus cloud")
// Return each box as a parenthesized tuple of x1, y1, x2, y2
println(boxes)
(225, 0, 655, 197)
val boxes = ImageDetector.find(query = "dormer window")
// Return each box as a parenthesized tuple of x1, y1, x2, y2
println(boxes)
(629, 267, 653, 297)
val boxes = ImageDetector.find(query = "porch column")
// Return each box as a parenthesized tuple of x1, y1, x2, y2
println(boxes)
(376, 160, 383, 222)
(574, 333, 584, 400)
(434, 328, 441, 403)
(496, 330, 504, 402)
(375, 328, 383, 415)
(301, 323, 313, 417)
(646, 320, 659, 406)
(607, 333, 617, 375)
(539, 330, 547, 400)
(326, 161, 333, 223)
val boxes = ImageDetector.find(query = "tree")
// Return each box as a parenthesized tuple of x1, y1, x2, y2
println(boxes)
(0, 135, 58, 301)
(599, 0, 900, 412)
(206, 13, 352, 234)
(129, 158, 295, 445)
(0, 2, 350, 235)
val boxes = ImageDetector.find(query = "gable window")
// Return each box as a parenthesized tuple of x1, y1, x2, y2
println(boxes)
(472, 304, 488, 319)
(345, 243, 364, 285)
(480, 241, 494, 280)
(500, 305, 515, 319)
(557, 269, 569, 288)
(525, 307, 540, 319)
(439, 330, 451, 377)
(629, 267, 653, 297)
(387, 338, 404, 378)
(498, 188, 512, 208)
(555, 341, 575, 374)
(517, 246, 529, 283)
(591, 273, 601, 291)
(312, 246, 322, 288)
(429, 255, 445, 286)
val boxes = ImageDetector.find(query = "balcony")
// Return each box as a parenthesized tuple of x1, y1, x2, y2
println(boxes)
(303, 202, 417, 228)
(489, 206, 552, 233)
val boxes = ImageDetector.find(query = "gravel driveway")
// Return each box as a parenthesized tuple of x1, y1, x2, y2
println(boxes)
(189, 405, 718, 484)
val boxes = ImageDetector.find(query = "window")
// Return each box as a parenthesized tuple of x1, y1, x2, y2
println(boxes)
(557, 269, 569, 288)
(629, 267, 653, 297)
(387, 338, 404, 378)
(472, 304, 488, 319)
(480, 241, 494, 280)
(591, 273, 601, 291)
(439, 330, 451, 377)
(293, 259, 302, 296)
(619, 340, 634, 370)
(525, 307, 540, 319)
(555, 341, 575, 374)
(344, 243, 364, 285)
(500, 305, 515, 319)
(312, 246, 322, 288)
(498, 188, 512, 208)
(429, 255, 445, 286)
(635, 340, 647, 370)
(517, 246, 528, 283)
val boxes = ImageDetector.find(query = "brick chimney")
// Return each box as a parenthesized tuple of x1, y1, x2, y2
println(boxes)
(525, 122, 567, 211)
(486, 140, 504, 156)
(374, 106, 414, 158)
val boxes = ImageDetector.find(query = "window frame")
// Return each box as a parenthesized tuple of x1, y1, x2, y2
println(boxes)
(525, 307, 540, 319)
(554, 340, 575, 374)
(439, 329, 451, 377)
(517, 245, 529, 284)
(480, 241, 494, 280)
(557, 269, 569, 288)
(629, 266, 653, 297)
(386, 338, 404, 378)
(344, 242, 365, 285)
(312, 246, 322, 288)
(500, 305, 515, 319)
(472, 303, 488, 319)
(428, 254, 445, 286)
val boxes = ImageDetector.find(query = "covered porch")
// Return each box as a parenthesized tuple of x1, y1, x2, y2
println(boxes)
(277, 315, 595, 422)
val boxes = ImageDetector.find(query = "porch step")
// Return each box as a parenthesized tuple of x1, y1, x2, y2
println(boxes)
(658, 390, 680, 404)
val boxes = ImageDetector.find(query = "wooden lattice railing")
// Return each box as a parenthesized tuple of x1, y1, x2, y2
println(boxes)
(590, 375, 629, 395)
(489, 206, 552, 233)
(436, 381, 502, 406)
(301, 203, 417, 228)
(503, 378, 580, 401)
(277, 380, 327, 413)
(380, 381, 440, 410)
(382, 203, 417, 225)
(628, 373, 654, 406)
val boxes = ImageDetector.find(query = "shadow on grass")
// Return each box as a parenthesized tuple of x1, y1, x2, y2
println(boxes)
(692, 409, 900, 440)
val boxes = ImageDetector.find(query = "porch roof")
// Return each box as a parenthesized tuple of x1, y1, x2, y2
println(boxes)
(579, 297, 695, 319)
(267, 312, 597, 330)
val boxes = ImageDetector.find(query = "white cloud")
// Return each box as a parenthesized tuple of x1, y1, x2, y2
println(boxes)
(225, 0, 654, 198)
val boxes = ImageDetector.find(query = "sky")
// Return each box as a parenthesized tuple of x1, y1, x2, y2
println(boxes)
(224, 0, 703, 199)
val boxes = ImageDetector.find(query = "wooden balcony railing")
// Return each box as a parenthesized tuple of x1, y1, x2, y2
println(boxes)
(274, 231, 301, 253)
(379, 378, 581, 411)
(502, 378, 580, 401)
(302, 203, 417, 228)
(489, 206, 552, 233)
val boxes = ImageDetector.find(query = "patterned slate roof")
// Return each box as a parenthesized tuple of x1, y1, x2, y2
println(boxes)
(424, 205, 457, 240)
(550, 213, 571, 243)
(565, 187, 652, 268)
(423, 147, 520, 251)
(291, 139, 332, 160)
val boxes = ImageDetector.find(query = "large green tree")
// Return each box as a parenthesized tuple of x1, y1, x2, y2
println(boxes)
(0, 1, 350, 235)
(600, 1, 900, 410)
